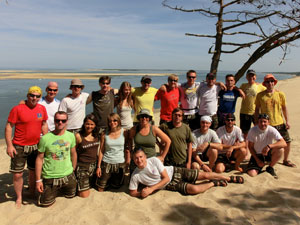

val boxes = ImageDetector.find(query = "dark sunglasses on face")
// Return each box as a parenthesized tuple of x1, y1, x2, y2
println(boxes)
(265, 80, 275, 84)
(143, 80, 151, 84)
(71, 85, 83, 89)
(54, 119, 67, 123)
(226, 119, 235, 122)
(48, 88, 58, 92)
(109, 119, 118, 123)
(101, 82, 110, 85)
(140, 115, 150, 119)
(29, 93, 41, 98)
(169, 79, 178, 82)
(187, 76, 196, 79)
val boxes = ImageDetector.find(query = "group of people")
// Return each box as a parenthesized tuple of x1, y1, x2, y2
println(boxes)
(5, 69, 294, 208)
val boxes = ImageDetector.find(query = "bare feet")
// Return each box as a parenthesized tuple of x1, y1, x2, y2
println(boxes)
(235, 165, 243, 173)
(15, 199, 22, 209)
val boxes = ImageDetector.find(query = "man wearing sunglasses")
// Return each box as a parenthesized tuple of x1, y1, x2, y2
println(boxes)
(39, 82, 60, 132)
(5, 86, 48, 208)
(59, 79, 89, 133)
(216, 113, 247, 173)
(132, 76, 158, 125)
(255, 74, 295, 168)
(178, 70, 200, 130)
(86, 76, 117, 132)
(36, 111, 77, 207)
(246, 114, 286, 178)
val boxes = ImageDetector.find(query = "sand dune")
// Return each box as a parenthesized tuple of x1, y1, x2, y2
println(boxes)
(0, 76, 300, 224)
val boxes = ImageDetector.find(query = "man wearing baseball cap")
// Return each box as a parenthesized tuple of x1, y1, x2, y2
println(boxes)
(255, 74, 295, 167)
(191, 115, 222, 172)
(59, 79, 89, 133)
(132, 75, 158, 124)
(5, 86, 48, 208)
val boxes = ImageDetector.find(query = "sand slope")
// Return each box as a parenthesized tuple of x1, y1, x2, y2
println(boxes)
(0, 77, 300, 224)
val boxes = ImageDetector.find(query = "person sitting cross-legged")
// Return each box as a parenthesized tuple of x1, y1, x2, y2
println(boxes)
(216, 113, 247, 173)
(129, 148, 244, 198)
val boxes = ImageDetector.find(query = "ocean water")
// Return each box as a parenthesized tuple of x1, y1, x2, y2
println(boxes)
(0, 69, 293, 139)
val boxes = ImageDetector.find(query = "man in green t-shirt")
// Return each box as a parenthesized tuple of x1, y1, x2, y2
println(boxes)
(36, 111, 77, 207)
(160, 108, 194, 169)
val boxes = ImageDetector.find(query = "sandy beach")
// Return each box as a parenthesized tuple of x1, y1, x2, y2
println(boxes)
(0, 76, 300, 224)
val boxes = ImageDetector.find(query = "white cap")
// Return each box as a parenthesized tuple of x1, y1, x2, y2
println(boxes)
(201, 116, 212, 123)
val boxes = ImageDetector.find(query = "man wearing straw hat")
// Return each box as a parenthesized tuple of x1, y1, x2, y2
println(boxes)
(5, 86, 48, 208)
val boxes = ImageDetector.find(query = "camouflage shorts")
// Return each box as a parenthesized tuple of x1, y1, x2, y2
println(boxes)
(10, 144, 38, 173)
(165, 167, 198, 195)
(273, 124, 291, 143)
(95, 162, 125, 189)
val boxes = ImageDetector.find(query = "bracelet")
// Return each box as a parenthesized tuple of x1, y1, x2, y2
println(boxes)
(36, 179, 42, 183)
(200, 164, 204, 168)
(267, 145, 271, 149)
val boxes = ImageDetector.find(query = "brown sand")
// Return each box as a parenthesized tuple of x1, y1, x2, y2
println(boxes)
(0, 76, 300, 224)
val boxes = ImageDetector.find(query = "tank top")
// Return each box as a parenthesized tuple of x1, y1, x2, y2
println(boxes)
(76, 135, 99, 164)
(103, 128, 125, 164)
(134, 125, 156, 158)
(117, 105, 133, 129)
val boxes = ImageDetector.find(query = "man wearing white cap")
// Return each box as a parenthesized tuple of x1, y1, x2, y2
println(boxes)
(5, 86, 48, 208)
(255, 74, 295, 168)
(59, 79, 89, 133)
(191, 115, 222, 172)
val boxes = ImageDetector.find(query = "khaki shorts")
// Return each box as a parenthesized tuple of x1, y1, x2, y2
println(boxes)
(165, 167, 198, 195)
(38, 173, 77, 207)
(75, 162, 96, 192)
(95, 162, 125, 189)
(10, 144, 38, 173)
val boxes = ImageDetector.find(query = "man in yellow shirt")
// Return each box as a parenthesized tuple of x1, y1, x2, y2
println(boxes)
(239, 69, 265, 138)
(132, 76, 158, 124)
(255, 74, 295, 167)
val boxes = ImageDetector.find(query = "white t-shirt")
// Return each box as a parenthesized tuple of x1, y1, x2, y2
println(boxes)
(39, 97, 60, 131)
(192, 128, 221, 150)
(197, 82, 221, 116)
(58, 92, 89, 130)
(247, 125, 283, 154)
(129, 157, 174, 191)
(179, 82, 200, 115)
(216, 125, 244, 154)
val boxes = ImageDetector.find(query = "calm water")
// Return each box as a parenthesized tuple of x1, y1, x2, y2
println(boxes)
(0, 69, 293, 139)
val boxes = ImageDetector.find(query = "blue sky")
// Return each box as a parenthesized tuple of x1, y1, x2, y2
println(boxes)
(0, 0, 299, 72)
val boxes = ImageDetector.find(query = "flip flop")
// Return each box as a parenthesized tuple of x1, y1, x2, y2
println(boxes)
(228, 175, 244, 184)
(283, 160, 296, 168)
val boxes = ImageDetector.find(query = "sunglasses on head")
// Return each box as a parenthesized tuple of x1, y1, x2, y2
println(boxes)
(258, 113, 269, 120)
(29, 93, 41, 98)
(54, 119, 67, 123)
(48, 88, 58, 92)
(71, 85, 83, 88)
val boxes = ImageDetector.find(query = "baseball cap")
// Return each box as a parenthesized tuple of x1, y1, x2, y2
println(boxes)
(247, 69, 256, 75)
(141, 76, 152, 82)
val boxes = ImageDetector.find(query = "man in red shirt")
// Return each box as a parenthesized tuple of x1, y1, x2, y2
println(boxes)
(5, 86, 48, 208)
(155, 74, 180, 125)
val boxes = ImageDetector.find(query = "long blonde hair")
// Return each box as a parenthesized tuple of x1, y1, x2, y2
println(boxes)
(117, 81, 133, 109)
(107, 113, 122, 132)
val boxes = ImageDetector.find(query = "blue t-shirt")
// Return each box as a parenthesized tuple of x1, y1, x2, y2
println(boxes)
(218, 89, 240, 113)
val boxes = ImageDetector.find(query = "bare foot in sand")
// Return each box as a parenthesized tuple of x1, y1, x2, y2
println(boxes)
(15, 199, 22, 209)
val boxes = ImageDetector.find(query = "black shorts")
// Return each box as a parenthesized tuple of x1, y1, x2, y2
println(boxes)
(183, 113, 198, 131)
(38, 173, 77, 207)
(95, 162, 125, 189)
(216, 150, 237, 164)
(246, 150, 272, 173)
(240, 114, 254, 134)
(75, 162, 96, 192)
(273, 124, 291, 143)
(166, 167, 198, 195)
(193, 146, 209, 162)
(10, 144, 38, 173)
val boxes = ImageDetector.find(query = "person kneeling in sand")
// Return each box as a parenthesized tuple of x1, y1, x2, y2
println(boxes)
(246, 114, 286, 179)
(36, 111, 77, 207)
(191, 116, 222, 172)
(129, 148, 244, 198)
(216, 113, 247, 173)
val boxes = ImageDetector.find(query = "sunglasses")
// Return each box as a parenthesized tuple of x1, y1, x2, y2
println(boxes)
(258, 113, 269, 120)
(54, 119, 67, 123)
(264, 80, 275, 84)
(48, 88, 58, 92)
(143, 80, 151, 84)
(169, 79, 178, 82)
(173, 114, 182, 117)
(29, 93, 41, 98)
(71, 85, 83, 88)
(207, 77, 215, 80)
(109, 119, 118, 123)
(187, 76, 196, 79)
(101, 82, 110, 85)
(226, 119, 235, 122)
(139, 115, 150, 119)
